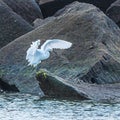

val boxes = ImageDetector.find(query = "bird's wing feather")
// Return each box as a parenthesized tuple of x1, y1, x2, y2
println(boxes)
(41, 39, 72, 51)
(26, 39, 41, 60)
(26, 47, 34, 60)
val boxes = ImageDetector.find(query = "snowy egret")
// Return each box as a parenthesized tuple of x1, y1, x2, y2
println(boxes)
(26, 39, 72, 67)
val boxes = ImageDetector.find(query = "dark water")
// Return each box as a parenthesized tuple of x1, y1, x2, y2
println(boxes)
(0, 93, 120, 120)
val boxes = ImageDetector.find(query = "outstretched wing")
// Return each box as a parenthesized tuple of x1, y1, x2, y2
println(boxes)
(41, 39, 72, 52)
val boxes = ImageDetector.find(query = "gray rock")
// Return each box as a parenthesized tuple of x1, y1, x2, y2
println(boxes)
(0, 78, 19, 92)
(3, 0, 43, 24)
(40, 0, 116, 18)
(39, 0, 54, 4)
(0, 0, 33, 48)
(36, 69, 120, 103)
(1, 2, 120, 102)
(36, 69, 88, 99)
(33, 17, 55, 28)
(106, 0, 120, 27)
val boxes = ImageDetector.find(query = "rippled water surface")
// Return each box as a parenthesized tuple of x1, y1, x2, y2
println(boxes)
(0, 93, 120, 120)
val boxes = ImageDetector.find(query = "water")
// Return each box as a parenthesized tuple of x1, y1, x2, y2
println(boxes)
(0, 93, 120, 120)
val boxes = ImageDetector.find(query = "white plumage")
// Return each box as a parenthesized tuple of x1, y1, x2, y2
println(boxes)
(26, 39, 72, 67)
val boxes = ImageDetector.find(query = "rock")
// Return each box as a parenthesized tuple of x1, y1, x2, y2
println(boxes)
(40, 0, 116, 17)
(0, 78, 19, 92)
(3, 0, 43, 24)
(1, 2, 120, 102)
(36, 69, 120, 102)
(0, 0, 33, 48)
(106, 0, 120, 27)
(33, 17, 55, 28)
(36, 69, 88, 99)
(39, 0, 54, 4)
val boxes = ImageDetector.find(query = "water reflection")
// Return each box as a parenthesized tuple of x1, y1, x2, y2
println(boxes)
(0, 93, 120, 120)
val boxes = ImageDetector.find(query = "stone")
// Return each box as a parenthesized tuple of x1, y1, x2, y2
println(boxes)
(36, 69, 120, 102)
(106, 0, 120, 27)
(1, 2, 120, 102)
(36, 69, 88, 99)
(39, 0, 54, 4)
(3, 0, 43, 24)
(0, 0, 33, 48)
(33, 17, 55, 28)
(40, 0, 116, 17)
(0, 78, 19, 92)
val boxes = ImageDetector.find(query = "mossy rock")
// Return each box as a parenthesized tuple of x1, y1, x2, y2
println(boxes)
(36, 69, 88, 99)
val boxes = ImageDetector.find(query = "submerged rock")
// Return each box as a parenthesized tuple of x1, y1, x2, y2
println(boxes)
(3, 0, 43, 24)
(0, 0, 33, 48)
(1, 2, 120, 102)
(106, 0, 120, 27)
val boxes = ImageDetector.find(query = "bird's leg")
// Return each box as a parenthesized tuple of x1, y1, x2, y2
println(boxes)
(23, 61, 37, 73)
(36, 64, 40, 72)
(19, 62, 29, 73)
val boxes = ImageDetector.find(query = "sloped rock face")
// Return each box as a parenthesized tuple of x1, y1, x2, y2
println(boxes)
(0, 0, 33, 48)
(1, 2, 120, 102)
(106, 0, 120, 27)
(81, 54, 120, 84)
(3, 0, 43, 24)
(36, 69, 88, 99)
(37, 69, 120, 102)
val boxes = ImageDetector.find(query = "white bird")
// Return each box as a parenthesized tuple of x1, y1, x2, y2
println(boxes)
(26, 39, 72, 67)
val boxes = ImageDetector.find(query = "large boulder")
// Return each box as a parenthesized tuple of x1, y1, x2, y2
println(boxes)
(3, 0, 43, 24)
(1, 2, 120, 102)
(0, 0, 33, 48)
(106, 0, 120, 27)
(40, 0, 116, 17)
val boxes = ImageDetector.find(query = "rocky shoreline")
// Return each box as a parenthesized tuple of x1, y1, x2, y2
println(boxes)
(0, 0, 120, 103)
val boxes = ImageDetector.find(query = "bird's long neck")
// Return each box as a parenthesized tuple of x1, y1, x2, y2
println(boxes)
(31, 46, 38, 55)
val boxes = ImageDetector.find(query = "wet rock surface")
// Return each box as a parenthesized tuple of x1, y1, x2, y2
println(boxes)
(1, 2, 120, 102)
